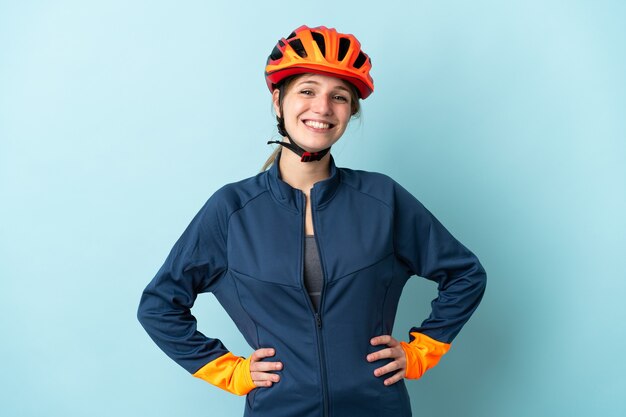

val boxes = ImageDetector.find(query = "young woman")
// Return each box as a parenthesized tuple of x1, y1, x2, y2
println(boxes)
(138, 25, 486, 417)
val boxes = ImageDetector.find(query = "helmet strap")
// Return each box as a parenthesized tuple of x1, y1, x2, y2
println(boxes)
(267, 116, 330, 162)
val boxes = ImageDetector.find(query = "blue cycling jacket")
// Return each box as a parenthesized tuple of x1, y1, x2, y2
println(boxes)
(138, 155, 486, 417)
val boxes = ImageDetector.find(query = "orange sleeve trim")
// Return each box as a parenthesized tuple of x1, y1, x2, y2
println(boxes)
(400, 332, 451, 380)
(192, 352, 256, 396)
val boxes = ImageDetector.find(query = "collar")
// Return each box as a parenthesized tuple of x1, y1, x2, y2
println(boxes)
(266, 152, 341, 212)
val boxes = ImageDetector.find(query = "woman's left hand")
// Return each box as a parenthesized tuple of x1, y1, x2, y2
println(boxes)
(366, 335, 407, 386)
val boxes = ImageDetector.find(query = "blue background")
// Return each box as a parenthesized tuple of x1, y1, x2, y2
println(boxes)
(1, 1, 625, 416)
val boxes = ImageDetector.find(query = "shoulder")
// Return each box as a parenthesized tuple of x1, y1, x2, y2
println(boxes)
(198, 171, 269, 220)
(339, 167, 396, 187)
(338, 167, 402, 204)
(338, 167, 427, 212)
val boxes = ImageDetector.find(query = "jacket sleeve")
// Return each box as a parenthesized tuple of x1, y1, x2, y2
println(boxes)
(136, 194, 255, 395)
(393, 181, 487, 379)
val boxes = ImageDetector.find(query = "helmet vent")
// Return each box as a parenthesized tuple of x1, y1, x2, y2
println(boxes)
(353, 51, 367, 69)
(269, 46, 283, 61)
(311, 31, 326, 57)
(338, 38, 351, 61)
(288, 39, 308, 58)
(287, 31, 297, 39)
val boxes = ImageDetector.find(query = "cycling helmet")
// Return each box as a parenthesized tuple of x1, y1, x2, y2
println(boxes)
(265, 25, 374, 99)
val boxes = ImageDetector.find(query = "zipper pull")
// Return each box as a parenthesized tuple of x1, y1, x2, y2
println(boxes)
(315, 313, 322, 329)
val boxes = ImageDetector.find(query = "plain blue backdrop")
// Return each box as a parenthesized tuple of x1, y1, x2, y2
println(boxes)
(1, 1, 625, 416)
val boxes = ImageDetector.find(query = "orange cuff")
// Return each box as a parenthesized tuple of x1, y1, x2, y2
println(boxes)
(192, 352, 256, 396)
(400, 332, 451, 379)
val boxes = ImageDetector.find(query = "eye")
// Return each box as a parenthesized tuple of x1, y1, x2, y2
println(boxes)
(333, 94, 349, 103)
(299, 89, 314, 96)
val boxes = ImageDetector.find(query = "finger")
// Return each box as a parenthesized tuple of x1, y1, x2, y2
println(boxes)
(367, 347, 391, 362)
(367, 346, 402, 362)
(371, 335, 400, 347)
(250, 348, 275, 362)
(370, 335, 393, 346)
(374, 359, 403, 377)
(383, 369, 406, 386)
(252, 379, 274, 388)
(251, 371, 281, 384)
(250, 360, 283, 372)
(386, 336, 400, 347)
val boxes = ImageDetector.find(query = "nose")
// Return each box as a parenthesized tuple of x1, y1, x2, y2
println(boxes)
(311, 95, 332, 115)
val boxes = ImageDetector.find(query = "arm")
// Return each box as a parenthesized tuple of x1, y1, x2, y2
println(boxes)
(137, 195, 274, 395)
(369, 181, 486, 382)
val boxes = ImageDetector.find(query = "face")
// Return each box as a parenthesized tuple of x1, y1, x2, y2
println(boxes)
(273, 74, 355, 153)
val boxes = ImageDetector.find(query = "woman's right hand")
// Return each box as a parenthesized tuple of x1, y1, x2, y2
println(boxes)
(249, 348, 282, 388)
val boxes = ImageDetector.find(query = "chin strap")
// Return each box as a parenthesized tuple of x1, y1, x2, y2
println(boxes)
(267, 116, 331, 162)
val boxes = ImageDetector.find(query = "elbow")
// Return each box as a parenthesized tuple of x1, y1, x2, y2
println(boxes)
(479, 259, 487, 287)
(473, 259, 487, 299)
(137, 298, 146, 328)
(136, 292, 152, 330)
(457, 256, 487, 301)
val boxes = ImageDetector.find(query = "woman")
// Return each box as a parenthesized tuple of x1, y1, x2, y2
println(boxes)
(138, 25, 486, 417)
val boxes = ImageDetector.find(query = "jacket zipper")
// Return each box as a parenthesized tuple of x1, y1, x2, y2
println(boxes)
(315, 311, 329, 417)
(301, 190, 330, 417)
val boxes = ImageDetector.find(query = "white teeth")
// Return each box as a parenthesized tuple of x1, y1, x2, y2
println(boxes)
(304, 120, 330, 129)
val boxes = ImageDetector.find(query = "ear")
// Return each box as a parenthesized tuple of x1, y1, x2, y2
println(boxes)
(272, 89, 281, 117)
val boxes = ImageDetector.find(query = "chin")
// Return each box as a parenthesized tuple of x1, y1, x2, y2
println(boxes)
(296, 136, 341, 152)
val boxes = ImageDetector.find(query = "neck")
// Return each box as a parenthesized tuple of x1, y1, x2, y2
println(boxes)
(278, 148, 332, 193)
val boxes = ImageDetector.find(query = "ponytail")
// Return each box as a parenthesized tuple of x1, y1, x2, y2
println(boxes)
(261, 147, 281, 172)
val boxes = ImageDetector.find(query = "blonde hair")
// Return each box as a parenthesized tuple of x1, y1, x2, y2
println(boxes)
(261, 75, 361, 171)
(261, 147, 282, 172)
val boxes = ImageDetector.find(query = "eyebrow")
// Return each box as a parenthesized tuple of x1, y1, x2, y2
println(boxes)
(296, 80, 351, 92)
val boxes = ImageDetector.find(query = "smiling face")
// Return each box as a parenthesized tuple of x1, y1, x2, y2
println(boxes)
(273, 73, 356, 153)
